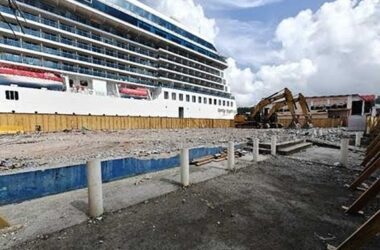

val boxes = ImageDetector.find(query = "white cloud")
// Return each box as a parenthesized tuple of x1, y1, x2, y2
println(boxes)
(228, 0, 380, 106)
(227, 58, 317, 106)
(198, 0, 282, 9)
(215, 19, 280, 68)
(142, 0, 218, 42)
(141, 0, 380, 107)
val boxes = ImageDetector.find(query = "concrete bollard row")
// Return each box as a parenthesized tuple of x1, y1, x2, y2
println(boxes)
(355, 132, 362, 147)
(180, 148, 190, 187)
(228, 141, 235, 170)
(271, 136, 277, 156)
(253, 138, 259, 162)
(86, 159, 104, 218)
(340, 138, 349, 167)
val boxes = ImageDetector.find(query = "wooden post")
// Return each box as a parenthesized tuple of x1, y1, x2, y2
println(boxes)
(366, 132, 380, 153)
(346, 178, 380, 214)
(350, 156, 380, 190)
(327, 210, 380, 250)
(362, 140, 380, 167)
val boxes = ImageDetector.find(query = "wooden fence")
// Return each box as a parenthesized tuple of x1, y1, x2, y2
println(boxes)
(0, 113, 234, 134)
(278, 117, 345, 128)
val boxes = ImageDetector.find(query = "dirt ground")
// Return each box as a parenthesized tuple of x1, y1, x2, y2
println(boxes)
(12, 154, 380, 250)
(0, 128, 349, 171)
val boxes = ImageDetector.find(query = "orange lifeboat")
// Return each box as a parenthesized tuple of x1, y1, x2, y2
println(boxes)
(0, 63, 64, 90)
(119, 87, 149, 99)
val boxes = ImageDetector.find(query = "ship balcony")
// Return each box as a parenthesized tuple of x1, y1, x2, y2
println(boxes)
(158, 48, 224, 75)
(158, 68, 224, 88)
(158, 57, 222, 81)
(158, 71, 224, 92)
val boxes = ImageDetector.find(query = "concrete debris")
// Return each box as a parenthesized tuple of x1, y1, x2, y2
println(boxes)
(314, 232, 336, 241)
(134, 176, 152, 185)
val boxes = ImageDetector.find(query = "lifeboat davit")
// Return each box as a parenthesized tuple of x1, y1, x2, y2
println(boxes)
(119, 87, 149, 99)
(0, 63, 64, 90)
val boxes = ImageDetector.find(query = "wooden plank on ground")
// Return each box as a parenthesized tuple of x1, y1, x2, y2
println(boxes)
(327, 210, 380, 250)
(346, 178, 380, 214)
(350, 156, 380, 190)
(362, 139, 380, 167)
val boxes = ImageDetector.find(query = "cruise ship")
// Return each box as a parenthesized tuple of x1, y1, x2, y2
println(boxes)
(0, 0, 236, 120)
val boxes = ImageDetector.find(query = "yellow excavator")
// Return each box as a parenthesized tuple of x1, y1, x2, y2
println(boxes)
(235, 88, 313, 128)
(235, 88, 298, 128)
(265, 93, 313, 128)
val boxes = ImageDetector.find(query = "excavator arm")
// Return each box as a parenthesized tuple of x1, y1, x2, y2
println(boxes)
(266, 100, 288, 120)
(297, 93, 313, 128)
(250, 88, 294, 119)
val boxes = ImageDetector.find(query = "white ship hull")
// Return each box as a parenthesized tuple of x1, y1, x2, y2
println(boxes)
(0, 85, 236, 119)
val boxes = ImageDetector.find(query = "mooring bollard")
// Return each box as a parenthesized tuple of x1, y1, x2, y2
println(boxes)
(271, 136, 277, 156)
(180, 148, 190, 187)
(355, 132, 362, 147)
(253, 138, 259, 162)
(86, 159, 104, 218)
(340, 138, 349, 166)
(228, 141, 235, 170)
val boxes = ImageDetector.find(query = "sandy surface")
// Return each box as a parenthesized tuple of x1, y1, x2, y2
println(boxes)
(12, 153, 379, 250)
(0, 128, 350, 171)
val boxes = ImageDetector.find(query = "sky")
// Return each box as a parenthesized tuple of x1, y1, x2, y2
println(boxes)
(139, 0, 380, 106)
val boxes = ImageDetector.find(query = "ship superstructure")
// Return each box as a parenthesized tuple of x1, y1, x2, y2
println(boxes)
(0, 0, 236, 119)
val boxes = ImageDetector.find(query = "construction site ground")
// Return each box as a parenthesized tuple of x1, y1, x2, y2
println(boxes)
(3, 146, 379, 250)
(1, 128, 350, 171)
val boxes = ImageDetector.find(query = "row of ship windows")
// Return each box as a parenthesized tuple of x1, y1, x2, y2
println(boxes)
(0, 13, 222, 78)
(13, 1, 225, 64)
(0, 36, 157, 76)
(0, 28, 225, 86)
(0, 52, 154, 85)
(161, 72, 224, 91)
(0, 36, 223, 90)
(0, 3, 156, 51)
(0, 34, 222, 84)
(160, 64, 222, 84)
(5, 90, 19, 100)
(0, 52, 232, 99)
(80, 0, 216, 52)
(159, 54, 221, 76)
(164, 91, 233, 107)
(0, 21, 157, 66)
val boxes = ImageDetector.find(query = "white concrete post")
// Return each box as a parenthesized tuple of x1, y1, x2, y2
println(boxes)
(228, 141, 235, 170)
(253, 138, 259, 162)
(355, 132, 361, 147)
(312, 129, 317, 138)
(180, 148, 190, 187)
(86, 159, 103, 218)
(271, 136, 277, 156)
(340, 138, 349, 167)
(318, 129, 324, 137)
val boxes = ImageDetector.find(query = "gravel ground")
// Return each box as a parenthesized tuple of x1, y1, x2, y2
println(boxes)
(12, 155, 380, 250)
(0, 128, 353, 171)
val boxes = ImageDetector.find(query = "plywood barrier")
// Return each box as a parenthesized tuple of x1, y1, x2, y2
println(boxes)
(0, 113, 234, 134)
(278, 117, 344, 128)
